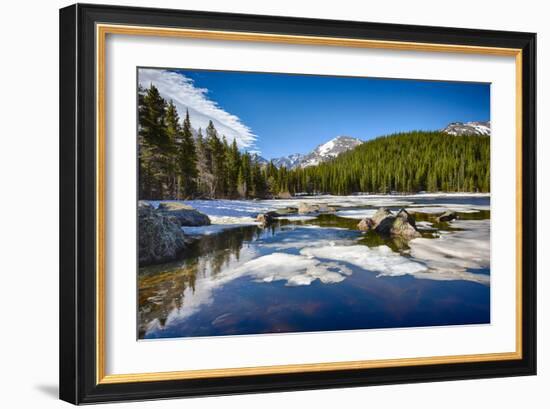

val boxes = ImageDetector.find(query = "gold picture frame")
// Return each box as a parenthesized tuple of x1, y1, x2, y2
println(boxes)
(60, 4, 536, 404)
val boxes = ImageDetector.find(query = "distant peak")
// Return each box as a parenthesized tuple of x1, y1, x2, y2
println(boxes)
(334, 135, 361, 141)
(269, 135, 363, 169)
(441, 121, 491, 136)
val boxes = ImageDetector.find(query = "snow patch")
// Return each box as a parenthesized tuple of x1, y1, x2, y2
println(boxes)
(301, 245, 427, 276)
(407, 219, 490, 284)
(210, 216, 257, 225)
(232, 253, 353, 286)
(407, 206, 478, 214)
(276, 215, 318, 222)
(318, 140, 335, 156)
(416, 221, 436, 231)
(335, 209, 377, 219)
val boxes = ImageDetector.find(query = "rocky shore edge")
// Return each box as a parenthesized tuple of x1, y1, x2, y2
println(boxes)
(138, 201, 210, 266)
(140, 199, 460, 266)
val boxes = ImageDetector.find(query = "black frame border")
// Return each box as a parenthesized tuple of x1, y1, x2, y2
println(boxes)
(59, 3, 536, 404)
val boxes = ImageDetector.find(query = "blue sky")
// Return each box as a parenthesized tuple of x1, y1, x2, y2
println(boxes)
(139, 68, 490, 160)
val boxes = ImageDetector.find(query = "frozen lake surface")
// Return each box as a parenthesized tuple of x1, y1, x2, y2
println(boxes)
(139, 194, 490, 339)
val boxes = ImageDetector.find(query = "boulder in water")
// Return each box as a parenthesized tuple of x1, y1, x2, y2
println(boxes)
(357, 207, 420, 239)
(390, 209, 421, 238)
(138, 202, 187, 266)
(357, 217, 375, 231)
(372, 207, 393, 226)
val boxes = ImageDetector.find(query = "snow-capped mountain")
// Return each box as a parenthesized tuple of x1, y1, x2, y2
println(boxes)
(271, 153, 306, 169)
(300, 136, 363, 167)
(250, 153, 269, 166)
(441, 121, 491, 136)
(270, 136, 363, 169)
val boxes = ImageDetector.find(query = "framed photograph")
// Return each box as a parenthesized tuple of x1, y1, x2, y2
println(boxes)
(59, 3, 536, 404)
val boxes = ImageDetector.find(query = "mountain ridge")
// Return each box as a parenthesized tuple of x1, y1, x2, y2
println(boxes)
(253, 121, 490, 169)
(441, 121, 491, 136)
(269, 135, 363, 169)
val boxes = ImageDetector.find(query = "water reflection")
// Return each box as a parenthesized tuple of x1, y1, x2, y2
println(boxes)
(139, 199, 491, 339)
(139, 224, 264, 337)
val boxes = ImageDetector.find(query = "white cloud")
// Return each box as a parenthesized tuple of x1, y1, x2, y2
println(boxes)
(138, 68, 258, 150)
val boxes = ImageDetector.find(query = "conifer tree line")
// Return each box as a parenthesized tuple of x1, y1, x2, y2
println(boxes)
(138, 84, 268, 200)
(138, 84, 490, 200)
(284, 131, 490, 195)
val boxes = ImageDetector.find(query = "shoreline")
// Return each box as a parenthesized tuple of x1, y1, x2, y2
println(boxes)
(144, 192, 491, 203)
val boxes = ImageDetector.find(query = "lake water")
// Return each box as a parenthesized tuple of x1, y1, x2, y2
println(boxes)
(139, 194, 490, 339)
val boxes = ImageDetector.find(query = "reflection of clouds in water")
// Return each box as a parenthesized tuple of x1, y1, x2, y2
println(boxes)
(154, 247, 258, 333)
(155, 223, 490, 335)
(259, 225, 357, 250)
(144, 206, 491, 336)
(149, 244, 354, 334)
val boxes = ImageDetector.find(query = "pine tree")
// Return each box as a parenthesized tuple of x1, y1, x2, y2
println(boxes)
(278, 131, 490, 195)
(206, 121, 226, 197)
(177, 109, 198, 198)
(164, 100, 181, 198)
(139, 84, 169, 199)
(250, 159, 266, 198)
(138, 85, 488, 201)
(195, 128, 213, 197)
(226, 138, 241, 198)
(238, 152, 252, 198)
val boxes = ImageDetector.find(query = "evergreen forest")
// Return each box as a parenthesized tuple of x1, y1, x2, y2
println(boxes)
(138, 84, 490, 200)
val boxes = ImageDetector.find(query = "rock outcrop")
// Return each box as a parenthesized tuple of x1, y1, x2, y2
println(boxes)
(138, 202, 187, 266)
(371, 207, 393, 226)
(357, 217, 375, 231)
(389, 209, 421, 238)
(157, 202, 211, 226)
(357, 207, 421, 239)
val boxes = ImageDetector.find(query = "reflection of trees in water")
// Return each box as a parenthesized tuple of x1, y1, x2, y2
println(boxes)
(190, 226, 265, 275)
(138, 225, 267, 338)
(139, 210, 492, 337)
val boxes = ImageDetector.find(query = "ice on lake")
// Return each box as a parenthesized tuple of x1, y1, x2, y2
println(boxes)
(140, 194, 491, 339)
